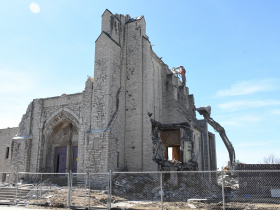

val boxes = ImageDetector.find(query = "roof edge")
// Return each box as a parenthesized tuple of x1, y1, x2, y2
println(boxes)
(95, 31, 121, 47)
(101, 9, 113, 17)
(101, 9, 121, 23)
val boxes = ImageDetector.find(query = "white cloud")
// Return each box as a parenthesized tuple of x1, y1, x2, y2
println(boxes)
(220, 115, 261, 126)
(0, 69, 36, 94)
(237, 142, 266, 147)
(216, 79, 277, 97)
(237, 140, 280, 147)
(218, 99, 280, 111)
(272, 110, 280, 115)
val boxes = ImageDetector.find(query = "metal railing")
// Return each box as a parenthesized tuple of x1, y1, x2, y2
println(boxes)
(0, 170, 279, 209)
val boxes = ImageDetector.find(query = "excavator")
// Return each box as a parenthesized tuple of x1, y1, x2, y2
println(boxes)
(196, 106, 237, 170)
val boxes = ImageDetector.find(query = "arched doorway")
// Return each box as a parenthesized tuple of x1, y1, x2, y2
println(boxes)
(43, 118, 79, 173)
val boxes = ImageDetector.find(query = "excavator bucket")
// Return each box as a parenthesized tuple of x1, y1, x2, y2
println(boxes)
(196, 106, 211, 119)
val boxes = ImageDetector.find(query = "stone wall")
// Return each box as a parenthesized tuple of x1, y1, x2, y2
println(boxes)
(11, 136, 31, 173)
(193, 128, 203, 170)
(77, 77, 94, 172)
(0, 127, 17, 182)
(11, 88, 88, 174)
(208, 132, 217, 170)
(84, 27, 122, 173)
(124, 16, 146, 171)
(197, 119, 211, 171)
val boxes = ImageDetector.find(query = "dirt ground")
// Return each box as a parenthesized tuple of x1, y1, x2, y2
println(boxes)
(23, 189, 280, 210)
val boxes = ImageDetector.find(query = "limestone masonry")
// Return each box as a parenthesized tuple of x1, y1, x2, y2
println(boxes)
(0, 10, 217, 180)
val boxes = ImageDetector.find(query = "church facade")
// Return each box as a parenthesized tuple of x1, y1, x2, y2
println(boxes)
(0, 10, 217, 178)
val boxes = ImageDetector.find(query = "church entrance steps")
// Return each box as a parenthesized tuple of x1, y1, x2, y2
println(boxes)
(0, 187, 30, 202)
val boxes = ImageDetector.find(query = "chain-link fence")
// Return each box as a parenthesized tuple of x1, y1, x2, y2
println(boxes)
(161, 171, 222, 209)
(111, 172, 162, 209)
(69, 172, 87, 208)
(16, 172, 69, 207)
(88, 172, 109, 209)
(0, 170, 279, 209)
(223, 170, 280, 210)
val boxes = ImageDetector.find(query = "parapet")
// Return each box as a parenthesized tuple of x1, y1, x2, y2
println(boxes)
(101, 9, 146, 45)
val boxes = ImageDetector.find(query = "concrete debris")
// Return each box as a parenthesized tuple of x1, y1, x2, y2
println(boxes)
(112, 173, 222, 202)
(44, 195, 54, 199)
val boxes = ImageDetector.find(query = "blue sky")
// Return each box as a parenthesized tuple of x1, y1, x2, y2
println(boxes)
(0, 0, 280, 169)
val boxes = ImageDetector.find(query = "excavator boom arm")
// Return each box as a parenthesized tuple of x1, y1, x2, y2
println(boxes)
(207, 118, 236, 166)
(196, 106, 236, 168)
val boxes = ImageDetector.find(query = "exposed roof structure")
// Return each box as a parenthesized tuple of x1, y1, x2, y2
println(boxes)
(126, 16, 144, 24)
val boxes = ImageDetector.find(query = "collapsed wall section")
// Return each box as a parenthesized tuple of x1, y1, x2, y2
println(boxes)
(28, 99, 44, 173)
(14, 99, 44, 174)
(78, 77, 94, 172)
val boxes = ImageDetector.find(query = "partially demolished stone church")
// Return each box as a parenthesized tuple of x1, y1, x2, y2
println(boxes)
(0, 9, 217, 176)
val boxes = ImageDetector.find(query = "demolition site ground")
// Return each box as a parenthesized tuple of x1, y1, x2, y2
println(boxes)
(23, 189, 280, 210)
(8, 172, 279, 210)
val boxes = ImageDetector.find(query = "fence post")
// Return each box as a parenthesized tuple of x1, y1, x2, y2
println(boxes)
(67, 170, 72, 208)
(67, 172, 69, 208)
(108, 170, 112, 210)
(15, 172, 18, 205)
(84, 173, 87, 209)
(88, 172, 91, 209)
(221, 171, 225, 210)
(40, 173, 42, 198)
(160, 172, 163, 210)
(70, 171, 73, 207)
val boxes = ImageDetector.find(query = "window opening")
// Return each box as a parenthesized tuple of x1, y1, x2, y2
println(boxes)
(166, 146, 182, 161)
(168, 147, 172, 160)
(117, 152, 119, 167)
(5, 147, 9, 159)
(2, 173, 6, 182)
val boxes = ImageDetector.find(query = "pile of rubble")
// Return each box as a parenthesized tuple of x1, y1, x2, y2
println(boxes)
(113, 173, 157, 200)
(163, 174, 221, 201)
(217, 174, 239, 189)
(112, 173, 222, 202)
